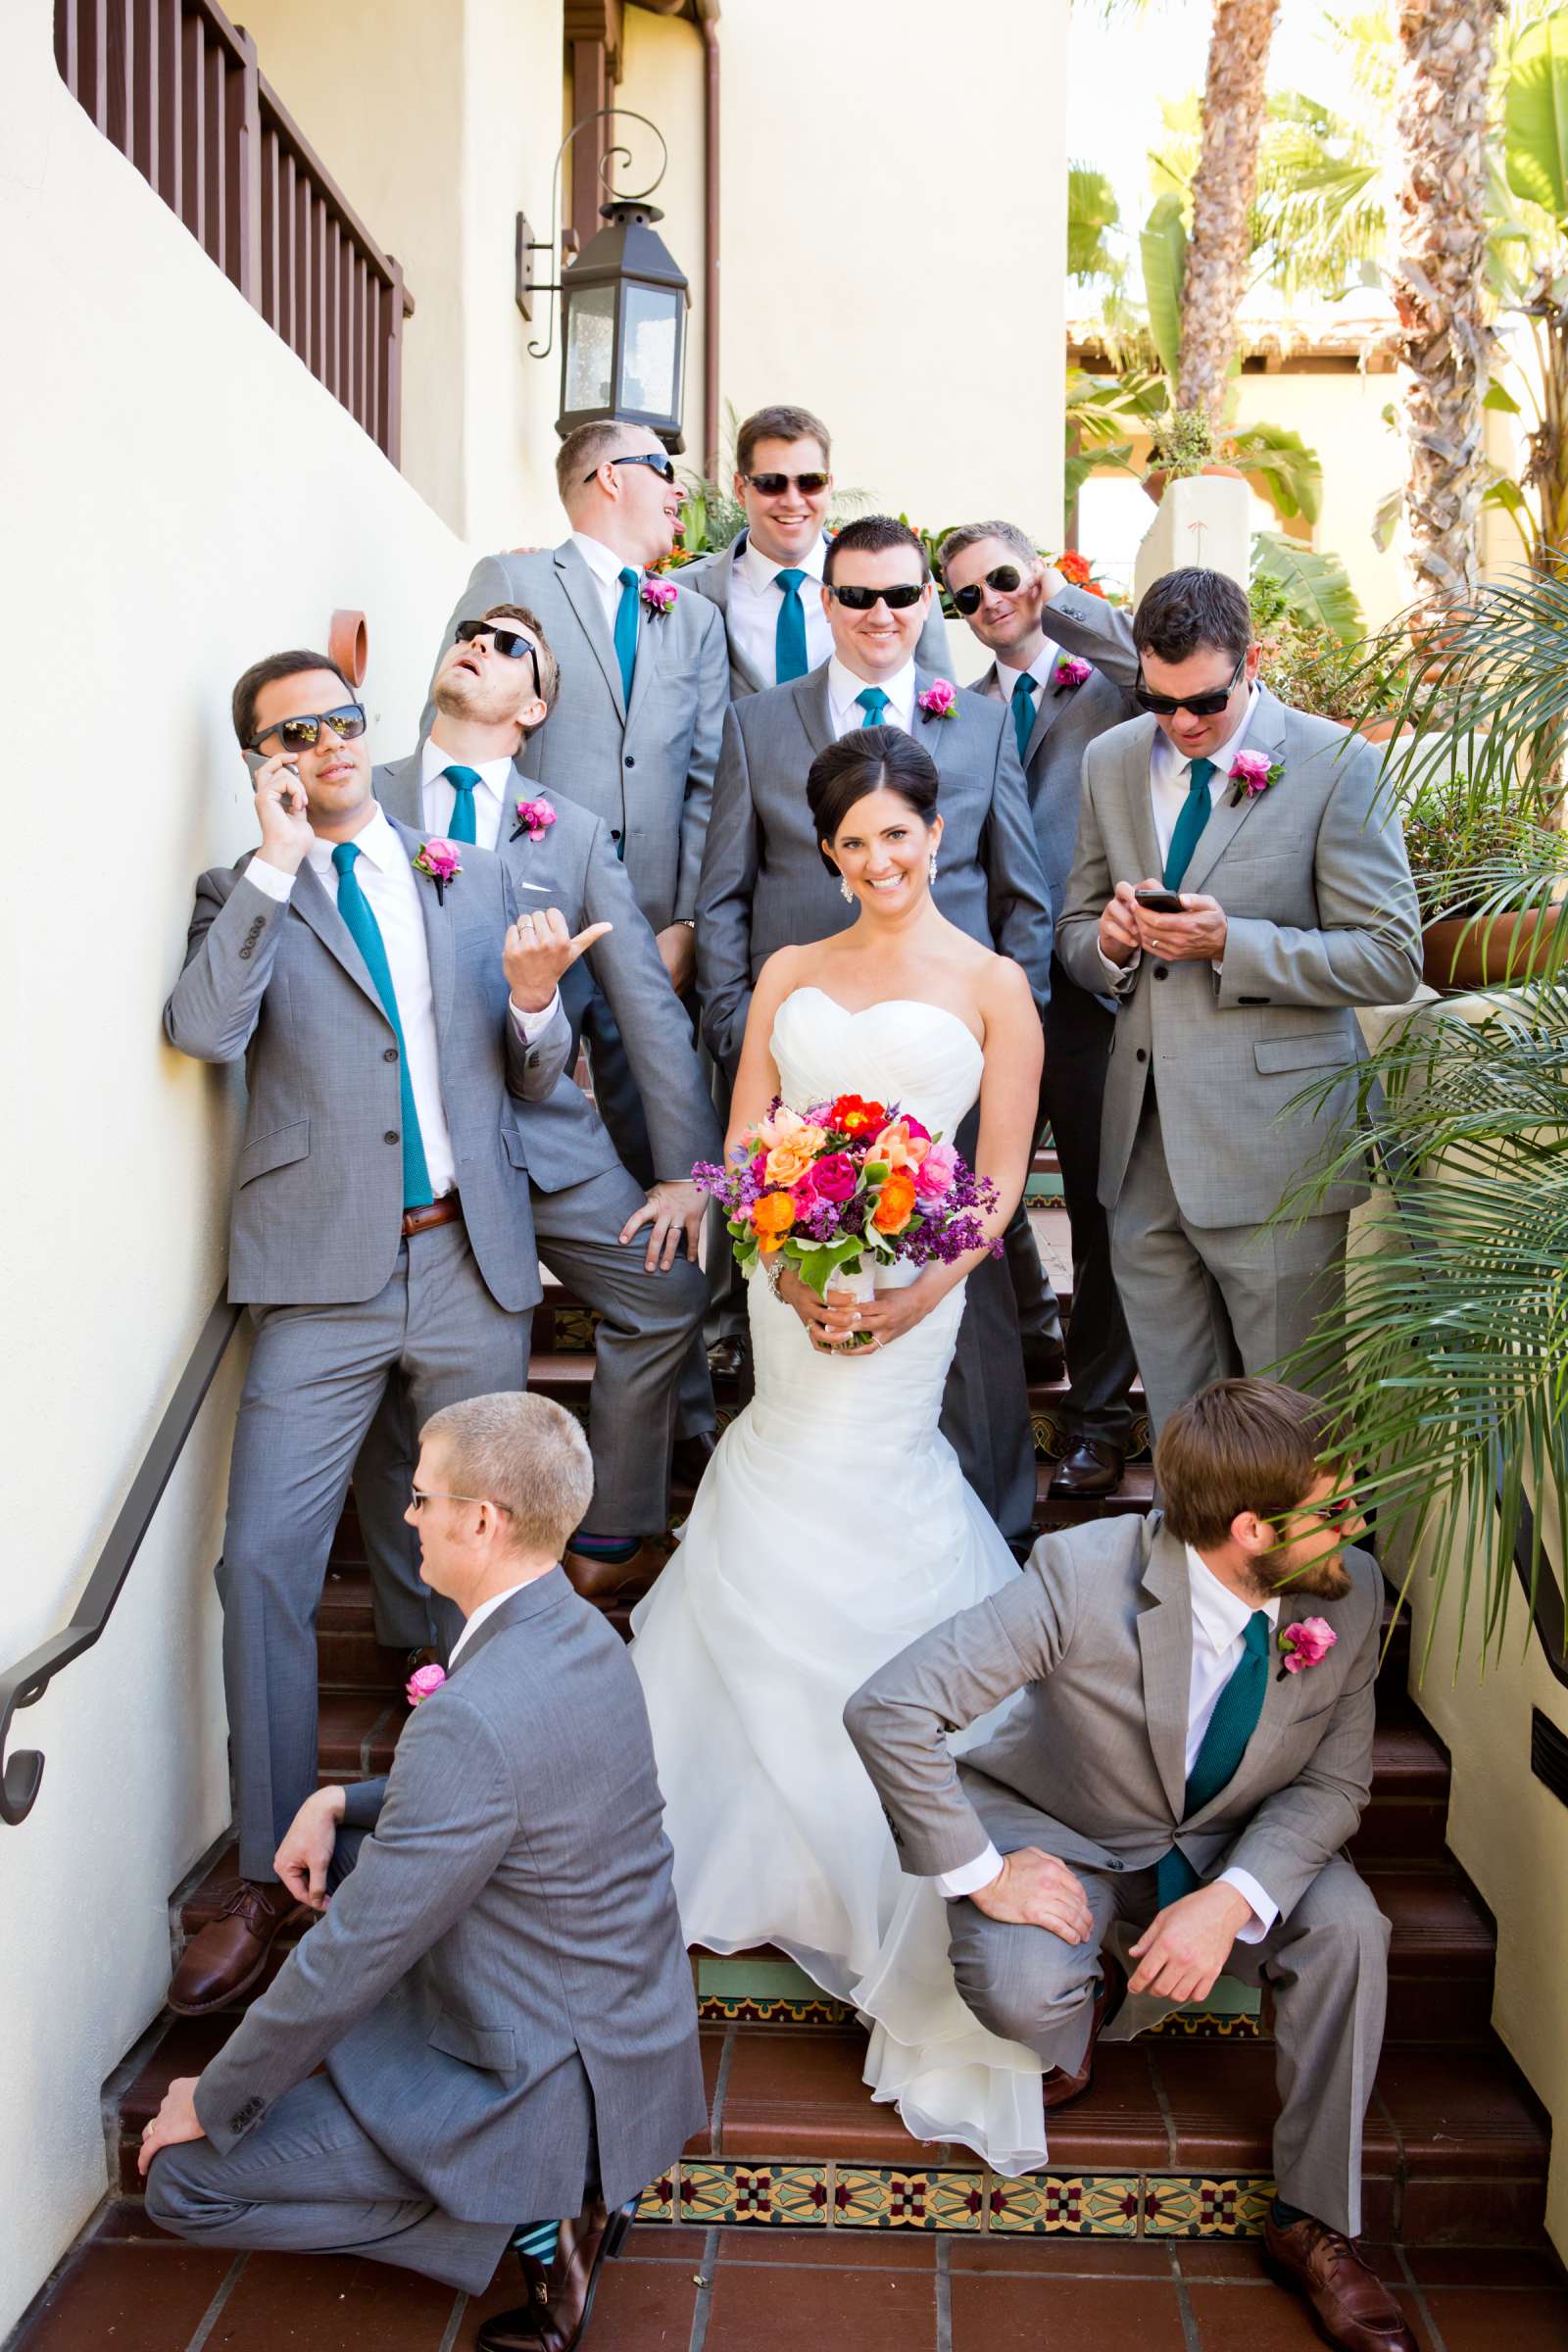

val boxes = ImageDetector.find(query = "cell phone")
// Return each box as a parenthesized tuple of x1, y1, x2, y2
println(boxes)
(1133, 887, 1186, 915)
(244, 750, 301, 787)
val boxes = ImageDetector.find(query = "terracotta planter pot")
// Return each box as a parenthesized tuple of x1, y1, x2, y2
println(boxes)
(1142, 462, 1245, 506)
(1356, 718, 1409, 745)
(1420, 905, 1567, 992)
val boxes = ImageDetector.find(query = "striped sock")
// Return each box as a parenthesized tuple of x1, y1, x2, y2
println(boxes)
(511, 2220, 560, 2264)
(570, 1531, 638, 1564)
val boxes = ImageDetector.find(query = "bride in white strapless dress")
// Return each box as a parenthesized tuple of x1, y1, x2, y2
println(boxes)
(630, 727, 1051, 2173)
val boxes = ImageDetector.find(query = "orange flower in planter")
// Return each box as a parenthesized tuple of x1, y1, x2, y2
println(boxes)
(872, 1170, 918, 1235)
(751, 1193, 796, 1252)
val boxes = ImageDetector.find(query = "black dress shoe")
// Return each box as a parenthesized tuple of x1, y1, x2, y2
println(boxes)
(1021, 1336, 1067, 1386)
(1049, 1439, 1125, 1498)
(670, 1431, 717, 1490)
(706, 1335, 750, 1382)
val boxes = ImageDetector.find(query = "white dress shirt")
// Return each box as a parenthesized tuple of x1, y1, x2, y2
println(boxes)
(248, 808, 558, 1198)
(447, 1574, 553, 1668)
(1099, 682, 1259, 984)
(570, 528, 641, 635)
(419, 735, 517, 855)
(936, 1542, 1279, 1940)
(827, 656, 916, 739)
(729, 530, 832, 686)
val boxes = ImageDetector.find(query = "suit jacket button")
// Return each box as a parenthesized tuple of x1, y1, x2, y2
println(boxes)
(1152, 963, 1169, 980)
(384, 1131, 400, 1145)
(383, 1047, 399, 1062)
(1136, 1048, 1148, 1063)
(611, 828, 622, 843)
(624, 755, 636, 767)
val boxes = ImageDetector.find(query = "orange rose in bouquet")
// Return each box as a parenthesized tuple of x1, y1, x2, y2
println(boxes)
(751, 1193, 796, 1253)
(871, 1169, 918, 1235)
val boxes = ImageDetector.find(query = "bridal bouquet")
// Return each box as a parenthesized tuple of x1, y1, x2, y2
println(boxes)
(695, 1095, 1000, 1298)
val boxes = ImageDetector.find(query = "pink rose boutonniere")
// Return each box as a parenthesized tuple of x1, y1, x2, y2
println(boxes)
(1054, 656, 1092, 693)
(1229, 748, 1285, 808)
(413, 838, 463, 906)
(917, 678, 957, 721)
(1277, 1617, 1337, 1680)
(407, 1662, 447, 1706)
(512, 795, 558, 845)
(641, 577, 678, 618)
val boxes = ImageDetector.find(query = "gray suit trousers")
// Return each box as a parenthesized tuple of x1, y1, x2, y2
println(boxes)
(946, 1791, 1388, 2236)
(1110, 1090, 1346, 1436)
(220, 1219, 532, 1879)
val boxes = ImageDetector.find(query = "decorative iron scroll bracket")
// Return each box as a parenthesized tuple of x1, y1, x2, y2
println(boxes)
(514, 107, 670, 353)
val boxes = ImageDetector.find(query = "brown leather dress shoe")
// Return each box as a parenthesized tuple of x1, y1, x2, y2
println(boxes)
(477, 2199, 637, 2352)
(562, 1542, 665, 1605)
(1263, 2212, 1416, 2352)
(1042, 1957, 1121, 2109)
(1049, 1439, 1126, 1498)
(168, 1879, 306, 2015)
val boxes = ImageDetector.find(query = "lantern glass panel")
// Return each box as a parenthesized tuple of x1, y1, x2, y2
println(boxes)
(619, 281, 681, 417)
(564, 283, 616, 415)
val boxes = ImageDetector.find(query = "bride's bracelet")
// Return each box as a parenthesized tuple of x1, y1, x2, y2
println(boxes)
(758, 1251, 785, 1301)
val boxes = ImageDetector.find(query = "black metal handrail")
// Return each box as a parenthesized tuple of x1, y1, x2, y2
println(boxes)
(0, 1291, 242, 1826)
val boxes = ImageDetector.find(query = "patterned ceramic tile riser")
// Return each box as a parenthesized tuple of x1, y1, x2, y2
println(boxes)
(648, 2161, 1280, 2238)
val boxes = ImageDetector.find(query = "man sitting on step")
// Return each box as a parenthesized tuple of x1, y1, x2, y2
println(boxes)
(142, 1393, 705, 2352)
(848, 1378, 1410, 2352)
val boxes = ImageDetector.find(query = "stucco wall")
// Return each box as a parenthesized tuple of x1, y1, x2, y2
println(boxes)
(0, 6, 467, 2329)
(1230, 368, 1410, 633)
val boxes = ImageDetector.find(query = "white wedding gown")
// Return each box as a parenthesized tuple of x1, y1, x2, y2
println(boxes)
(630, 987, 1049, 2174)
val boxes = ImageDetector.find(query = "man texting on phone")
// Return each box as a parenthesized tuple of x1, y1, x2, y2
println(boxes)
(1054, 569, 1421, 1434)
(163, 650, 588, 2015)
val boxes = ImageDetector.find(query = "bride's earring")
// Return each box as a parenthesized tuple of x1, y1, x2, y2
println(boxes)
(928, 853, 939, 884)
(839, 873, 855, 905)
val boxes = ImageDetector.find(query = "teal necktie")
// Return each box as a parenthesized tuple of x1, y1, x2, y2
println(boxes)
(441, 763, 481, 846)
(614, 566, 640, 705)
(774, 568, 808, 682)
(1155, 1608, 1272, 1907)
(1162, 756, 1217, 891)
(856, 687, 890, 728)
(1010, 672, 1037, 765)
(331, 842, 433, 1210)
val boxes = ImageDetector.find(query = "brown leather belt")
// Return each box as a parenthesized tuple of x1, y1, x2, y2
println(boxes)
(402, 1193, 462, 1239)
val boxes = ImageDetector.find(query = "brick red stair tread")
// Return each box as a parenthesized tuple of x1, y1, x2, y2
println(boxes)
(1359, 1865, 1494, 1974)
(316, 1691, 401, 1778)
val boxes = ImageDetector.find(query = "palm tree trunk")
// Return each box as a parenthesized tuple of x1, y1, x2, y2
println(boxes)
(1392, 0, 1505, 623)
(1176, 0, 1280, 423)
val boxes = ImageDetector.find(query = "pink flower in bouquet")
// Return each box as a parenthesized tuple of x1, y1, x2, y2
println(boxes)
(1278, 1616, 1337, 1674)
(513, 795, 557, 843)
(872, 1118, 932, 1172)
(641, 577, 678, 616)
(407, 1662, 447, 1706)
(916, 678, 957, 720)
(810, 1152, 858, 1203)
(914, 1140, 958, 1200)
(754, 1103, 824, 1153)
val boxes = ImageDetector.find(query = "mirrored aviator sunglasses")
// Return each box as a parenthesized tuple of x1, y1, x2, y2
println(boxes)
(951, 564, 1023, 616)
(249, 703, 367, 753)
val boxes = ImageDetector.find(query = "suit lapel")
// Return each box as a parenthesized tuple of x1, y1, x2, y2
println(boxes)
(375, 753, 421, 829)
(447, 1570, 571, 1676)
(1024, 674, 1073, 768)
(1136, 1528, 1194, 1822)
(1179, 690, 1289, 897)
(1189, 1589, 1314, 1819)
(1125, 718, 1164, 882)
(289, 858, 384, 1014)
(556, 541, 627, 721)
(391, 815, 456, 1051)
(793, 666, 835, 761)
(625, 577, 667, 729)
(912, 667, 956, 775)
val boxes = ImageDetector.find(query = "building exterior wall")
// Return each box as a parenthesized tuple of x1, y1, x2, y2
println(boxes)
(0, 7, 468, 2330)
(1229, 368, 1410, 634)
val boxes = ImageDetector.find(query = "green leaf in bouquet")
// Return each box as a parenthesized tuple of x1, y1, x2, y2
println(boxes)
(791, 1238, 867, 1298)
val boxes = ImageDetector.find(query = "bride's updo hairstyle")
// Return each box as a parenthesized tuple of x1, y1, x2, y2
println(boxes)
(808, 725, 940, 876)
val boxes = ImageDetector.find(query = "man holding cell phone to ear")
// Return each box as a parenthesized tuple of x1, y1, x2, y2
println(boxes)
(1056, 568, 1422, 1438)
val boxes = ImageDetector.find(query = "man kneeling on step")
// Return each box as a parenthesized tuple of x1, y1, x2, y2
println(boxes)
(142, 1394, 706, 2352)
(847, 1378, 1409, 2352)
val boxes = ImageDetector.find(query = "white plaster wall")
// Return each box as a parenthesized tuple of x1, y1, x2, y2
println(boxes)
(618, 6, 709, 471)
(0, 7, 467, 2328)
(1229, 369, 1410, 633)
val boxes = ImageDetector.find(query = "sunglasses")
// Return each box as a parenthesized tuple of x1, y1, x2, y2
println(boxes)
(745, 470, 831, 496)
(1133, 650, 1248, 718)
(454, 618, 542, 699)
(587, 451, 677, 485)
(950, 564, 1024, 616)
(247, 703, 367, 754)
(826, 582, 926, 612)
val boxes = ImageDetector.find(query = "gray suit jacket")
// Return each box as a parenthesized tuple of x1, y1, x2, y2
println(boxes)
(164, 826, 569, 1309)
(694, 662, 1054, 1072)
(428, 541, 730, 931)
(374, 757, 721, 1187)
(1054, 688, 1422, 1226)
(193, 1573, 707, 2224)
(679, 531, 952, 698)
(846, 1512, 1380, 1927)
(971, 586, 1139, 925)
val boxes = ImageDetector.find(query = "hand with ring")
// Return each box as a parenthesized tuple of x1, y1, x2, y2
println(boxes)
(503, 905, 612, 1013)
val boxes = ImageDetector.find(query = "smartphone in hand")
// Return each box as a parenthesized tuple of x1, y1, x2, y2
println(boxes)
(1133, 887, 1186, 915)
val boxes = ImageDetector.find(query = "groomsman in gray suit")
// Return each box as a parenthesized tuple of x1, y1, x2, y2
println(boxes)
(164, 651, 582, 2013)
(144, 1393, 705, 2352)
(428, 419, 729, 1202)
(677, 401, 949, 696)
(696, 514, 1054, 1546)
(848, 1378, 1414, 2352)
(940, 523, 1142, 1497)
(1056, 568, 1421, 1437)
(368, 603, 720, 1603)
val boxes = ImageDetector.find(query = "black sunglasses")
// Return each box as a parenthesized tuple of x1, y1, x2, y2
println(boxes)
(826, 582, 926, 612)
(950, 564, 1024, 616)
(587, 451, 677, 485)
(745, 470, 831, 496)
(454, 618, 542, 700)
(247, 702, 367, 754)
(1133, 650, 1248, 718)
